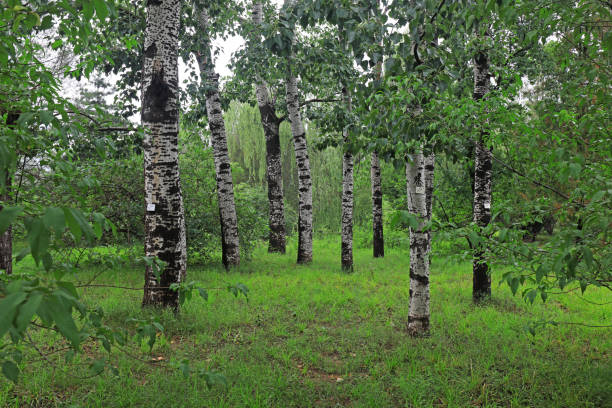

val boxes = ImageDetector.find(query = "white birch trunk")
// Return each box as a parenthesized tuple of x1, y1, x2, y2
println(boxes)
(253, 2, 286, 254)
(196, 8, 240, 268)
(341, 86, 354, 271)
(424, 153, 435, 220)
(371, 151, 384, 257)
(406, 152, 431, 335)
(472, 49, 492, 302)
(141, 0, 186, 309)
(371, 60, 384, 258)
(284, 1, 313, 263)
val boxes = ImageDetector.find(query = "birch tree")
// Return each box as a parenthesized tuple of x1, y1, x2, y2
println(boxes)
(406, 152, 432, 336)
(194, 6, 240, 268)
(340, 85, 354, 271)
(371, 152, 384, 258)
(252, 2, 287, 254)
(471, 44, 492, 302)
(284, 0, 313, 264)
(371, 62, 384, 258)
(141, 0, 187, 308)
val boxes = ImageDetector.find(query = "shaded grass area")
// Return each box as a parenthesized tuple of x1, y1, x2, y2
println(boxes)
(1, 238, 611, 407)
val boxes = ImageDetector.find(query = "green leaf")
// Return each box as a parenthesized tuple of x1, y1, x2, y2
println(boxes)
(94, 0, 108, 21)
(509, 277, 519, 295)
(0, 292, 27, 338)
(64, 208, 94, 242)
(27, 218, 50, 265)
(63, 207, 82, 241)
(582, 247, 594, 270)
(82, 0, 94, 21)
(47, 296, 81, 347)
(0, 206, 22, 235)
(43, 207, 65, 234)
(466, 15, 475, 30)
(2, 361, 19, 382)
(15, 293, 42, 333)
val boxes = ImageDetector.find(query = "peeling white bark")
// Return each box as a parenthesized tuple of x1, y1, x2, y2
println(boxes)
(341, 87, 354, 271)
(406, 152, 431, 336)
(142, 0, 186, 309)
(196, 8, 240, 269)
(284, 1, 313, 264)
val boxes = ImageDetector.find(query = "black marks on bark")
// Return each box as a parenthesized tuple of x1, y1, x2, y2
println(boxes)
(142, 67, 173, 123)
(472, 46, 492, 303)
(371, 152, 384, 258)
(144, 43, 157, 58)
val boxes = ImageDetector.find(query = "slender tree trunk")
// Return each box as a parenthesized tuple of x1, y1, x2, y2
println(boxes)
(196, 9, 240, 268)
(285, 15, 313, 264)
(371, 151, 384, 257)
(0, 171, 12, 275)
(252, 2, 286, 254)
(371, 57, 385, 258)
(340, 86, 354, 271)
(141, 0, 186, 309)
(406, 153, 431, 336)
(424, 153, 435, 220)
(472, 49, 492, 302)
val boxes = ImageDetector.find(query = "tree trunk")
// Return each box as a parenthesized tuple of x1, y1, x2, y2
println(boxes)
(141, 0, 187, 309)
(371, 151, 384, 257)
(472, 49, 492, 303)
(285, 29, 313, 264)
(252, 2, 286, 254)
(0, 171, 12, 275)
(424, 153, 435, 220)
(406, 153, 431, 336)
(196, 8, 240, 268)
(341, 86, 354, 271)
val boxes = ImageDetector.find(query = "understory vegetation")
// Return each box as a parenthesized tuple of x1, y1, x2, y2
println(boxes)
(2, 242, 611, 408)
(1, 0, 610, 406)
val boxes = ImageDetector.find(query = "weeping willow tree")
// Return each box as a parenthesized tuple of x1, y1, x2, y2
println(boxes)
(224, 101, 383, 241)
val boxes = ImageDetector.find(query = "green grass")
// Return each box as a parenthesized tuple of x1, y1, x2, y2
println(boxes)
(2, 238, 611, 407)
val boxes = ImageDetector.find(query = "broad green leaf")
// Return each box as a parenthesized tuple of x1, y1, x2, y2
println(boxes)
(27, 218, 50, 265)
(0, 292, 27, 338)
(2, 361, 19, 382)
(15, 293, 43, 333)
(47, 295, 81, 347)
(94, 0, 109, 21)
(0, 206, 22, 235)
(43, 207, 65, 234)
(82, 0, 94, 21)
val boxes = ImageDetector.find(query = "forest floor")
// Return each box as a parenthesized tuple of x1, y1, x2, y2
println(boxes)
(1, 238, 611, 408)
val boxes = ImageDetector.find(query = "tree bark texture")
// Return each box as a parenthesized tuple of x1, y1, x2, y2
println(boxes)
(341, 86, 354, 271)
(424, 153, 435, 220)
(285, 38, 313, 264)
(472, 49, 492, 302)
(371, 151, 384, 258)
(253, 2, 286, 254)
(406, 153, 432, 336)
(0, 171, 12, 275)
(141, 0, 187, 309)
(196, 8, 240, 268)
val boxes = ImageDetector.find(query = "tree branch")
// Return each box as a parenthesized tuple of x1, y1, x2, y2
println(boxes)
(490, 153, 570, 200)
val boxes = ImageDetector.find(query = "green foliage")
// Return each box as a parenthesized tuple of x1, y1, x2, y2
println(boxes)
(2, 245, 609, 406)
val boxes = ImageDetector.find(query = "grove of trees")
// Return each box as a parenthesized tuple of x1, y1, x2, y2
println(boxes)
(0, 0, 610, 396)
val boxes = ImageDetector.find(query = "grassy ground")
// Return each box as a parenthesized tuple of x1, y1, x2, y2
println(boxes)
(1, 238, 611, 407)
